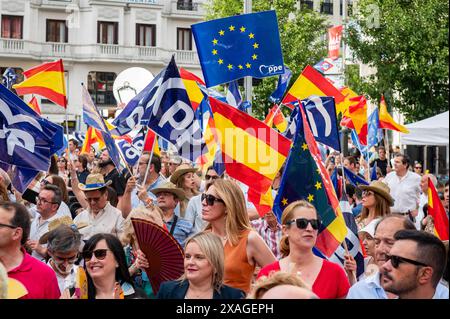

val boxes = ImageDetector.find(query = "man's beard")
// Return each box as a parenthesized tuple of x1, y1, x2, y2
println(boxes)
(98, 158, 113, 168)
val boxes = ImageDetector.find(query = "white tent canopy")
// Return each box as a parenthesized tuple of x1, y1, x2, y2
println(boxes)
(401, 111, 449, 146)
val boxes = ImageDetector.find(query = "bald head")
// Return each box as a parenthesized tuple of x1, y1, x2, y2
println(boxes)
(260, 285, 319, 299)
(420, 174, 437, 194)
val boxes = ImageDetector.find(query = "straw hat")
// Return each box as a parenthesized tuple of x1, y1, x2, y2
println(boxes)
(169, 164, 198, 185)
(78, 173, 111, 192)
(150, 182, 186, 200)
(359, 180, 395, 207)
(38, 216, 87, 245)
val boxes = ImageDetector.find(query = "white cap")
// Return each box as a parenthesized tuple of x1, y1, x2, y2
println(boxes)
(358, 218, 381, 238)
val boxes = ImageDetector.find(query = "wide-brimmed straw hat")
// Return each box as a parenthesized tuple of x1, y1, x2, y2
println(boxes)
(38, 216, 87, 244)
(169, 164, 198, 185)
(359, 180, 395, 207)
(78, 173, 112, 192)
(150, 182, 186, 200)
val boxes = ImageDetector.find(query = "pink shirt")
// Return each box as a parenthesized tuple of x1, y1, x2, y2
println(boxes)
(7, 249, 61, 299)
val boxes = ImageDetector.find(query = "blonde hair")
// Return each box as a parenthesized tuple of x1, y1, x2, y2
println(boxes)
(120, 206, 165, 246)
(0, 262, 7, 299)
(178, 232, 225, 291)
(205, 179, 251, 246)
(280, 200, 318, 257)
(248, 271, 310, 299)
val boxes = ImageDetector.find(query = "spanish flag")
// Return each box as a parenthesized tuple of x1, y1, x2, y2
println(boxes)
(340, 95, 368, 145)
(379, 95, 409, 133)
(13, 59, 67, 108)
(338, 86, 359, 115)
(143, 129, 161, 157)
(264, 105, 288, 133)
(81, 126, 105, 154)
(209, 97, 291, 194)
(427, 178, 449, 240)
(180, 68, 205, 111)
(282, 65, 345, 109)
(27, 96, 41, 115)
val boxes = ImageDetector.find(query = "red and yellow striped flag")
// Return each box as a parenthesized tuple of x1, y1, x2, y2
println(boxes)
(13, 59, 67, 108)
(282, 65, 345, 109)
(209, 97, 291, 194)
(264, 105, 288, 133)
(27, 96, 41, 115)
(143, 129, 161, 157)
(81, 126, 105, 154)
(379, 95, 409, 133)
(428, 178, 449, 240)
(180, 68, 205, 111)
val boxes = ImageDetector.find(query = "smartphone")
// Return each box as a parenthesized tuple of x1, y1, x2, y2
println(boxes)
(330, 157, 335, 164)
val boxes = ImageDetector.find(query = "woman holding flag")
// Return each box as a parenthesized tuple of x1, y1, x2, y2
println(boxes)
(257, 200, 350, 299)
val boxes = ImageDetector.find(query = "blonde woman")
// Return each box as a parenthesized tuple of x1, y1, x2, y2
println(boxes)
(157, 232, 244, 299)
(120, 206, 164, 298)
(257, 200, 350, 299)
(357, 180, 394, 230)
(202, 179, 275, 294)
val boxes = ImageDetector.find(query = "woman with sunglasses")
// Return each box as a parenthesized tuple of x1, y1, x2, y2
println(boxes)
(171, 164, 200, 218)
(202, 179, 276, 295)
(157, 232, 245, 299)
(45, 224, 82, 293)
(56, 157, 69, 183)
(356, 180, 394, 230)
(64, 233, 146, 299)
(257, 200, 350, 299)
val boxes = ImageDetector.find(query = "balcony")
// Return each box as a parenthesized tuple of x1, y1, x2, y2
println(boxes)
(167, 1, 204, 18)
(177, 1, 198, 11)
(0, 38, 200, 66)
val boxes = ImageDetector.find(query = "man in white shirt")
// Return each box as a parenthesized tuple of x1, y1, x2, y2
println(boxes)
(384, 154, 421, 220)
(74, 174, 124, 241)
(27, 185, 68, 261)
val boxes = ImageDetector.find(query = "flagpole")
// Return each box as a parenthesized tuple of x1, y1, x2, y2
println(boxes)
(141, 132, 157, 188)
(244, 0, 253, 115)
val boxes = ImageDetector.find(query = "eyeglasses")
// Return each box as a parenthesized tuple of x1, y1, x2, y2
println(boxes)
(0, 222, 17, 229)
(40, 179, 51, 185)
(362, 190, 375, 197)
(36, 196, 56, 205)
(205, 174, 219, 181)
(86, 197, 102, 203)
(53, 254, 78, 264)
(387, 254, 428, 268)
(138, 162, 149, 166)
(415, 166, 422, 170)
(58, 159, 67, 163)
(82, 249, 109, 261)
(286, 218, 320, 230)
(201, 193, 225, 206)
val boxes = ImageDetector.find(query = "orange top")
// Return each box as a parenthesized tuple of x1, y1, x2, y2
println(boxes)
(223, 229, 255, 294)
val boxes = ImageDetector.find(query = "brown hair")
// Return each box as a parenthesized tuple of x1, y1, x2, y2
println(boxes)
(0, 183, 8, 202)
(358, 192, 391, 222)
(48, 175, 69, 204)
(280, 200, 317, 257)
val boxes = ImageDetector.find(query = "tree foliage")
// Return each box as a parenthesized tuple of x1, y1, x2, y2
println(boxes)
(204, 0, 328, 119)
(346, 0, 449, 122)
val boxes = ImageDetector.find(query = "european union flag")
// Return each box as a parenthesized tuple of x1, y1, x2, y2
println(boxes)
(343, 167, 369, 187)
(192, 10, 284, 87)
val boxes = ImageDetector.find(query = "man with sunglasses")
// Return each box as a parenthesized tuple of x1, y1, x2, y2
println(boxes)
(380, 230, 447, 299)
(347, 215, 448, 299)
(27, 185, 65, 262)
(185, 166, 222, 235)
(0, 202, 60, 299)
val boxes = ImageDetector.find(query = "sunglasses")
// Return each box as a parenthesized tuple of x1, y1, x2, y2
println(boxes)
(286, 218, 320, 230)
(201, 193, 225, 206)
(362, 190, 375, 197)
(415, 166, 422, 169)
(40, 179, 51, 185)
(205, 175, 219, 181)
(82, 249, 109, 261)
(387, 254, 428, 269)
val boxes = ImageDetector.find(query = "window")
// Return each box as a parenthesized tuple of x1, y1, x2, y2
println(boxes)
(321, 0, 333, 15)
(97, 21, 118, 44)
(136, 24, 156, 46)
(340, 0, 353, 16)
(1, 15, 23, 39)
(300, 0, 314, 10)
(87, 71, 117, 105)
(46, 20, 68, 43)
(177, 0, 197, 11)
(177, 28, 192, 50)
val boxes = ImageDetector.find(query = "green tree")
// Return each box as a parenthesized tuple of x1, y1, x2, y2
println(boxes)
(346, 0, 448, 122)
(205, 0, 328, 119)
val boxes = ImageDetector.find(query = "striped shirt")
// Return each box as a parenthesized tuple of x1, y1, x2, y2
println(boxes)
(251, 218, 283, 259)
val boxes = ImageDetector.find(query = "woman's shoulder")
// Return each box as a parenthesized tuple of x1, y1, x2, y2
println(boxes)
(157, 280, 188, 299)
(257, 260, 281, 279)
(216, 285, 245, 299)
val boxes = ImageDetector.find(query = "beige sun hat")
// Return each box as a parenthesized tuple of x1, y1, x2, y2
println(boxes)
(150, 182, 186, 200)
(38, 216, 87, 245)
(78, 173, 112, 192)
(169, 164, 198, 185)
(359, 180, 395, 207)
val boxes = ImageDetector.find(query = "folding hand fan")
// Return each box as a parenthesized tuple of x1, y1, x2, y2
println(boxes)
(131, 218, 185, 294)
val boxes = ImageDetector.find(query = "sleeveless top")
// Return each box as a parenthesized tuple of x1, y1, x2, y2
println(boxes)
(223, 229, 255, 294)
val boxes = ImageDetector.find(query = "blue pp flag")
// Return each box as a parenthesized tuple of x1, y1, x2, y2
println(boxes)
(371, 160, 378, 181)
(192, 10, 285, 87)
(351, 129, 368, 158)
(0, 83, 64, 192)
(226, 80, 242, 109)
(2, 68, 17, 90)
(269, 66, 292, 104)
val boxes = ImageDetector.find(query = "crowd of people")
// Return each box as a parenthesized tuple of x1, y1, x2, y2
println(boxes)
(0, 140, 448, 299)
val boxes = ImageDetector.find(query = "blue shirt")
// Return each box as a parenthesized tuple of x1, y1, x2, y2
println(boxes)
(130, 175, 166, 208)
(165, 214, 193, 248)
(347, 271, 449, 299)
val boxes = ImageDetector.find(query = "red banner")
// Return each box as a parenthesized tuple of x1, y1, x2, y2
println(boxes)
(328, 25, 343, 60)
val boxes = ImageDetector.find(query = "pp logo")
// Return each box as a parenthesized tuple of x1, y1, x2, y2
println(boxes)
(259, 65, 283, 76)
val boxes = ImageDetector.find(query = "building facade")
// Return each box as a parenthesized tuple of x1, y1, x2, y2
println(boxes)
(0, 0, 206, 131)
